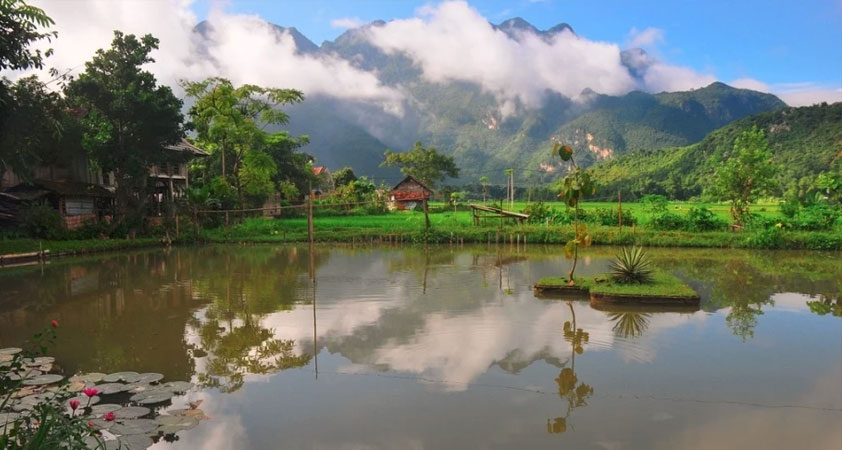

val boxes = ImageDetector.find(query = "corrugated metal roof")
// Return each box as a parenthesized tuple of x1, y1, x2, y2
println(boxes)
(165, 139, 209, 157)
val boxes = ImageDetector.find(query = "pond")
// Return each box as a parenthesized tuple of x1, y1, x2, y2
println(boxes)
(0, 244, 840, 449)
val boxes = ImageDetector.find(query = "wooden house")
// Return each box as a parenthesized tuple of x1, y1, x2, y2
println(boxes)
(389, 175, 433, 211)
(1, 138, 208, 229)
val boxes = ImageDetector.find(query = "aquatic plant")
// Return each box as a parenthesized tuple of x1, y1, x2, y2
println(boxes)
(609, 246, 654, 284)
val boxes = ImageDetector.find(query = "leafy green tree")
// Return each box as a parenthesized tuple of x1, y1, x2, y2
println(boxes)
(381, 141, 459, 188)
(708, 127, 779, 224)
(332, 167, 358, 187)
(479, 175, 489, 202)
(277, 179, 300, 203)
(0, 0, 56, 71)
(239, 150, 277, 202)
(552, 142, 595, 284)
(66, 31, 184, 224)
(449, 191, 465, 212)
(263, 131, 314, 199)
(0, 1, 59, 182)
(815, 163, 842, 205)
(0, 76, 67, 182)
(181, 77, 304, 210)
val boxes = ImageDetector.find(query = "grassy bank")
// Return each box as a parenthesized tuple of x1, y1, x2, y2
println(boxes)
(2, 201, 839, 256)
(198, 212, 842, 250)
(0, 237, 162, 256)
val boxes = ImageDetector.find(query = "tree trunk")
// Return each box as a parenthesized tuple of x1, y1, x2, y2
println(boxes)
(423, 197, 430, 230)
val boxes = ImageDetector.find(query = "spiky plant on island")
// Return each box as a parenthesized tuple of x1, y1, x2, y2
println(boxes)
(609, 246, 654, 284)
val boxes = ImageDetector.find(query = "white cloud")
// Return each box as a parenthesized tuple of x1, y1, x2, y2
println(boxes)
(627, 26, 665, 48)
(732, 79, 842, 106)
(641, 63, 717, 92)
(774, 85, 842, 106)
(19, 0, 404, 114)
(365, 1, 638, 115)
(330, 17, 364, 29)
(730, 77, 771, 92)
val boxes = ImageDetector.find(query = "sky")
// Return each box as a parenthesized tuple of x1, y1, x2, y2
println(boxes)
(17, 0, 842, 109)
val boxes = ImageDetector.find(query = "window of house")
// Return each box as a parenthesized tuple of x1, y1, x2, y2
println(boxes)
(65, 197, 95, 216)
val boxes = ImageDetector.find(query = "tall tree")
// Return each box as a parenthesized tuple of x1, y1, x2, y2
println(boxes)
(708, 126, 778, 224)
(0, 0, 57, 181)
(66, 31, 184, 224)
(0, 76, 66, 181)
(181, 77, 304, 210)
(381, 141, 459, 188)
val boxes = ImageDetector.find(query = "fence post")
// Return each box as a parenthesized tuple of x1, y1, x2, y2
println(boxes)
(308, 182, 314, 246)
(618, 190, 623, 232)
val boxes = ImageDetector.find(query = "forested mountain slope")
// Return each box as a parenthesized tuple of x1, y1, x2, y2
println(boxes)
(590, 102, 842, 200)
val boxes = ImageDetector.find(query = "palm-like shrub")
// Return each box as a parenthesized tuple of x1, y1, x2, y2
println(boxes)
(609, 246, 654, 284)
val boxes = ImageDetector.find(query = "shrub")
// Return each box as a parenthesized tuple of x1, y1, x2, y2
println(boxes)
(789, 204, 839, 231)
(648, 211, 688, 231)
(19, 204, 65, 240)
(524, 202, 553, 224)
(70, 220, 111, 240)
(609, 246, 654, 284)
(640, 194, 668, 214)
(686, 206, 727, 231)
(591, 207, 637, 227)
(744, 226, 783, 248)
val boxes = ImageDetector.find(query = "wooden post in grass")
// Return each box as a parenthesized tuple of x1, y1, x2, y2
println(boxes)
(618, 190, 623, 231)
(308, 182, 314, 246)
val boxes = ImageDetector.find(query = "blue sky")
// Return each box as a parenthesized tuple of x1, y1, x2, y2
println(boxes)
(190, 0, 842, 90)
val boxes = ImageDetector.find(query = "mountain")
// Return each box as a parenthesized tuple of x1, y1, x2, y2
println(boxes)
(590, 102, 842, 200)
(191, 18, 787, 183)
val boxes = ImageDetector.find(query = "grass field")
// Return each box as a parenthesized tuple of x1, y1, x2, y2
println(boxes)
(1, 200, 838, 255)
(198, 200, 840, 251)
(430, 200, 783, 222)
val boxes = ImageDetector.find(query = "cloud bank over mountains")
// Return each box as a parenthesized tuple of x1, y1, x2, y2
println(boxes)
(20, 0, 841, 113)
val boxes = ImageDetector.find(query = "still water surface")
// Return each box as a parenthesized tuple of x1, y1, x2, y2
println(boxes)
(0, 245, 840, 449)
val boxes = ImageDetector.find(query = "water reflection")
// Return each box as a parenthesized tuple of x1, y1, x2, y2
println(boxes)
(548, 301, 594, 434)
(0, 245, 839, 449)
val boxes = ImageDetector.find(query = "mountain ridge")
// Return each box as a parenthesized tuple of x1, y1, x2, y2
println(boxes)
(191, 18, 789, 182)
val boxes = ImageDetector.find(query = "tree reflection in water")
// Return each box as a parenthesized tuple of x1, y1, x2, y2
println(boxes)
(548, 301, 594, 434)
(187, 247, 317, 392)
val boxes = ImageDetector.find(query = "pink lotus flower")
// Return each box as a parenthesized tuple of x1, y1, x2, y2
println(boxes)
(83, 388, 99, 398)
(104, 412, 115, 422)
(69, 399, 80, 410)
(51, 319, 59, 328)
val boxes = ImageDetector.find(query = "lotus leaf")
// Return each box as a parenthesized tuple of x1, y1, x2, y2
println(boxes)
(112, 406, 151, 419)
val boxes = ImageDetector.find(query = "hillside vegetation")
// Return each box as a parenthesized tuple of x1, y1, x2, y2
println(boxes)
(591, 102, 842, 200)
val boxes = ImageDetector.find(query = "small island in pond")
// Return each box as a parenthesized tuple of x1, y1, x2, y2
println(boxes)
(535, 271, 700, 306)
